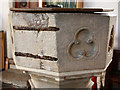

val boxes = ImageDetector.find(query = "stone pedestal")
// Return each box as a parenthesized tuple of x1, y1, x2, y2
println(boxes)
(10, 8, 116, 88)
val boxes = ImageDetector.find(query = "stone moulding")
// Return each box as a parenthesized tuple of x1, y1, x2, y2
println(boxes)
(16, 65, 105, 80)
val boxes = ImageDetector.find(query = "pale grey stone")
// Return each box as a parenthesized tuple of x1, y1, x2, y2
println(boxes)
(11, 12, 116, 88)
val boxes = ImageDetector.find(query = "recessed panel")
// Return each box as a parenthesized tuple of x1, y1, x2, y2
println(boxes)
(69, 28, 97, 60)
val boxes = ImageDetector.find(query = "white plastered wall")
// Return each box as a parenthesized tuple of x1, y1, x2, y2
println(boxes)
(0, 0, 13, 58)
(0, 0, 3, 31)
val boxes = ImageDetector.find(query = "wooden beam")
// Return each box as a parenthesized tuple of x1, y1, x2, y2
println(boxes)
(10, 8, 114, 13)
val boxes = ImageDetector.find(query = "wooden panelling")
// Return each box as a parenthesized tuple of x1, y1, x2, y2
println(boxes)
(77, 0, 83, 8)
(15, 0, 30, 8)
(29, 0, 39, 8)
(15, 0, 39, 8)
(0, 31, 4, 70)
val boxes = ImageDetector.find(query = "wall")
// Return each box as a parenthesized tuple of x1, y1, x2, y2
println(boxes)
(0, 0, 13, 58)
(84, 0, 119, 49)
(0, 0, 3, 31)
(39, 0, 42, 7)
(118, 2, 120, 50)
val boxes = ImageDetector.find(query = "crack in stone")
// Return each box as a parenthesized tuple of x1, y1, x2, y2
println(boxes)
(13, 26, 59, 31)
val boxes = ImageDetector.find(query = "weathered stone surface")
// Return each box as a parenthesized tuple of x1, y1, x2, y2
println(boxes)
(16, 56, 41, 69)
(15, 56, 58, 72)
(13, 30, 58, 71)
(12, 13, 49, 28)
(29, 73, 91, 88)
(13, 30, 57, 58)
(11, 12, 116, 88)
(55, 13, 116, 72)
(12, 12, 116, 73)
(1, 69, 30, 88)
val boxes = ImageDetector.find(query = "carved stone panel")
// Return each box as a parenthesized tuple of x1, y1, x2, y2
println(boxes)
(69, 28, 97, 60)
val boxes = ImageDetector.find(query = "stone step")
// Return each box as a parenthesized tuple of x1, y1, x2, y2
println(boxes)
(1, 69, 30, 88)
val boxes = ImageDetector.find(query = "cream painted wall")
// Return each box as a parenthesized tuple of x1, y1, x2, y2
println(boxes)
(118, 2, 120, 50)
(0, 0, 3, 31)
(39, 0, 42, 7)
(0, 0, 13, 58)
